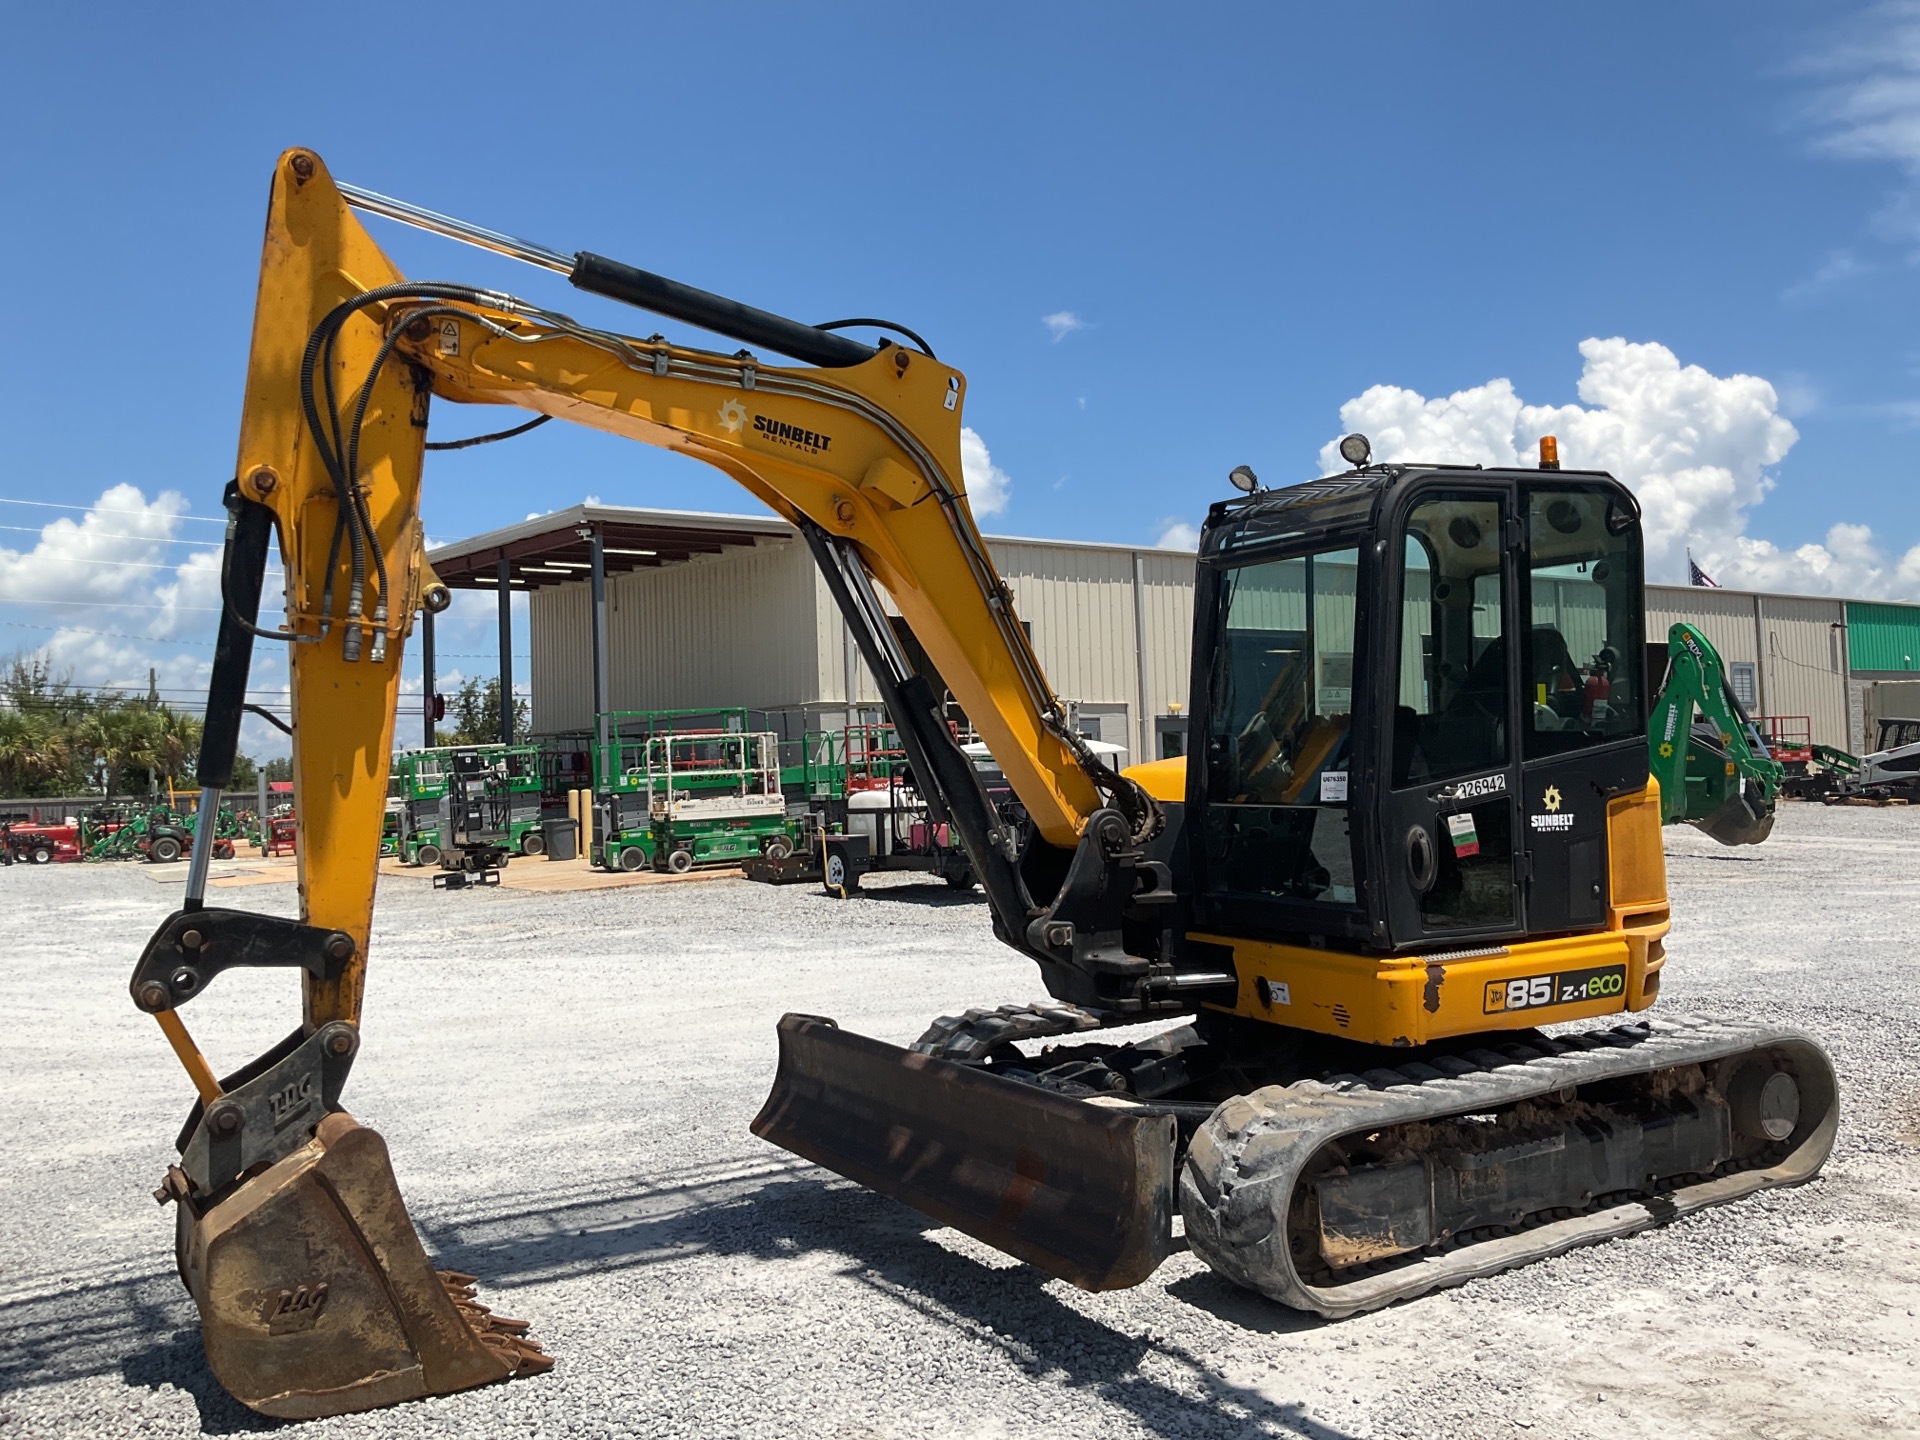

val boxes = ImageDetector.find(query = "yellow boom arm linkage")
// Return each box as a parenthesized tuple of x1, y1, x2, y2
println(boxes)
(205, 148, 1128, 1045)
(127, 147, 1164, 1419)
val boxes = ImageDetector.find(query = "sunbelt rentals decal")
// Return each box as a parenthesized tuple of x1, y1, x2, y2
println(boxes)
(1529, 784, 1573, 832)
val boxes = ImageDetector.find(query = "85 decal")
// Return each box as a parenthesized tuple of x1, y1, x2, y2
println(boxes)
(1483, 964, 1626, 1014)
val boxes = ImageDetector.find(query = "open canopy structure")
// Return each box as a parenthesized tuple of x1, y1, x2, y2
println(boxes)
(423, 505, 787, 745)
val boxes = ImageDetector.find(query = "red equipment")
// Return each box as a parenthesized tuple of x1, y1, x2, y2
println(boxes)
(3, 822, 82, 864)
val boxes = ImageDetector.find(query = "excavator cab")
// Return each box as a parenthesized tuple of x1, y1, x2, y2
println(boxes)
(1190, 461, 1648, 952)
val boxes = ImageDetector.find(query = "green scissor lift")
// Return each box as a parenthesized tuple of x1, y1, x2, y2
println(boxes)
(590, 708, 796, 872)
(391, 743, 546, 866)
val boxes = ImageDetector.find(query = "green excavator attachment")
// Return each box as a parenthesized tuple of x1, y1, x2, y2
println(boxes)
(1647, 622, 1784, 846)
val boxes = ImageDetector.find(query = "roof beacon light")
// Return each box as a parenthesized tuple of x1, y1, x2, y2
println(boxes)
(1338, 433, 1371, 468)
(1228, 465, 1261, 494)
(1539, 435, 1561, 471)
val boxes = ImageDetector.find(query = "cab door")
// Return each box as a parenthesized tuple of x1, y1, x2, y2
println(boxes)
(1514, 485, 1647, 933)
(1377, 489, 1525, 945)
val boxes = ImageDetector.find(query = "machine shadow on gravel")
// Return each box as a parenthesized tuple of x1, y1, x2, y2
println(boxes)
(819, 883, 989, 909)
(121, 1327, 284, 1435)
(414, 1167, 1354, 1440)
(1160, 1270, 1331, 1336)
(0, 1268, 277, 1435)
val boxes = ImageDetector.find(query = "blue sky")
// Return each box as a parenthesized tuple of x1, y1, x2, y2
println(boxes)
(2, 2, 1917, 746)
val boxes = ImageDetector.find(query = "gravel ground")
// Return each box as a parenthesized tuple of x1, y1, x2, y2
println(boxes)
(2, 802, 1917, 1439)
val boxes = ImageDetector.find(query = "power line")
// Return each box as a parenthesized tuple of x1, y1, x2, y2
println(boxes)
(0, 554, 285, 576)
(1, 598, 224, 612)
(0, 525, 225, 547)
(0, 497, 226, 524)
(1, 622, 216, 646)
(0, 696, 291, 711)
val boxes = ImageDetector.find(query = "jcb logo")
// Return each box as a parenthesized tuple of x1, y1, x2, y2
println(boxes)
(261, 1282, 329, 1333)
(1486, 976, 1553, 1012)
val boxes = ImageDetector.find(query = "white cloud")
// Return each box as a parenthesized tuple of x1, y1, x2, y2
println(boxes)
(0, 487, 368, 757)
(1318, 336, 1920, 598)
(1782, 248, 1868, 301)
(959, 426, 1012, 516)
(0, 487, 551, 760)
(1796, 4, 1920, 257)
(1154, 519, 1201, 550)
(1041, 311, 1087, 343)
(1802, 3, 1920, 177)
(0, 484, 191, 611)
(149, 549, 225, 642)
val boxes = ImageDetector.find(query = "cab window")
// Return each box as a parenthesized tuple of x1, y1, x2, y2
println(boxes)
(1394, 496, 1507, 785)
(1202, 547, 1360, 907)
(1523, 489, 1644, 758)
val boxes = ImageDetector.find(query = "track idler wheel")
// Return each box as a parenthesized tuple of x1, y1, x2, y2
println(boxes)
(176, 1112, 549, 1418)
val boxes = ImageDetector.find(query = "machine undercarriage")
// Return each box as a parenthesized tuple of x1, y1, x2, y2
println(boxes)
(756, 1002, 1837, 1315)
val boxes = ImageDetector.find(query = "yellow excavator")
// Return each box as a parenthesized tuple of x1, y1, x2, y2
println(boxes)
(130, 150, 1839, 1418)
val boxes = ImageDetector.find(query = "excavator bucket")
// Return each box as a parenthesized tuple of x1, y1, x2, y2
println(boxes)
(752, 1014, 1178, 1290)
(175, 1112, 548, 1419)
(1693, 774, 1776, 847)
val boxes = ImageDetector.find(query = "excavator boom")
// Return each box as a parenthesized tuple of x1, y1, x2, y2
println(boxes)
(131, 150, 1173, 1416)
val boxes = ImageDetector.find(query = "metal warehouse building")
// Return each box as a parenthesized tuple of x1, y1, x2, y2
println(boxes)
(424, 504, 1920, 763)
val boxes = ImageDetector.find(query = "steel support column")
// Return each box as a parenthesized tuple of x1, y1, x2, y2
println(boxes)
(498, 557, 514, 745)
(590, 527, 611, 752)
(420, 605, 436, 749)
(1131, 551, 1152, 765)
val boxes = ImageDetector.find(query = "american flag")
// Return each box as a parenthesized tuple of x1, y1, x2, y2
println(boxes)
(1688, 551, 1719, 588)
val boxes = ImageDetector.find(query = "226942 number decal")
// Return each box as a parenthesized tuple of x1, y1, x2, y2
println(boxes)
(1483, 964, 1626, 1014)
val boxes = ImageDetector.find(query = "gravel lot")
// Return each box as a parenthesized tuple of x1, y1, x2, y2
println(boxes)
(2, 802, 1917, 1439)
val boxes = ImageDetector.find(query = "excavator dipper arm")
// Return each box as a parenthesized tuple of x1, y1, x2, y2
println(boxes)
(1647, 622, 1782, 845)
(129, 150, 1176, 1418)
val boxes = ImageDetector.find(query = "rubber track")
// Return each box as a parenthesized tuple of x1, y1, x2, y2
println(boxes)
(911, 1002, 1109, 1062)
(1181, 1014, 1838, 1318)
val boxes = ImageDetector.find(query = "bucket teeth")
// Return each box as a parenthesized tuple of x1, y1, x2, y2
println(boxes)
(498, 1336, 555, 1375)
(438, 1269, 548, 1371)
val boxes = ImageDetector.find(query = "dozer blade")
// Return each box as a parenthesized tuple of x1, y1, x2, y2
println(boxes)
(752, 1014, 1178, 1290)
(177, 1111, 549, 1419)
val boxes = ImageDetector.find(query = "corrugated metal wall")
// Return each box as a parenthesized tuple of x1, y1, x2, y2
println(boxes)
(990, 541, 1140, 706)
(526, 528, 1870, 757)
(528, 584, 592, 733)
(987, 540, 1199, 761)
(1864, 679, 1920, 740)
(1134, 550, 1198, 724)
(1756, 594, 1849, 748)
(1647, 585, 1762, 675)
(1646, 585, 1849, 748)
(528, 539, 821, 733)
